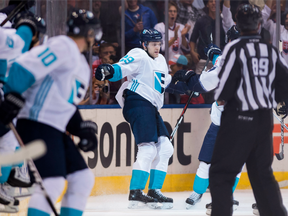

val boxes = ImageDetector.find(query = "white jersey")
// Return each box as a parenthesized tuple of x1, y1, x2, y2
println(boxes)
(5, 35, 90, 132)
(0, 13, 12, 27)
(262, 4, 288, 64)
(221, 5, 235, 33)
(154, 22, 190, 62)
(115, 48, 171, 110)
(0, 27, 25, 82)
(210, 101, 224, 126)
(199, 55, 222, 92)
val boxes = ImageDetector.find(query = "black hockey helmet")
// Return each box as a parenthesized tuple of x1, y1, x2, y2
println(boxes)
(235, 4, 262, 32)
(225, 25, 240, 43)
(140, 28, 162, 47)
(66, 9, 102, 41)
(13, 11, 42, 35)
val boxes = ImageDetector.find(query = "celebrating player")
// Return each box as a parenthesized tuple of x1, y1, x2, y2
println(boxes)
(1, 9, 100, 216)
(95, 29, 174, 209)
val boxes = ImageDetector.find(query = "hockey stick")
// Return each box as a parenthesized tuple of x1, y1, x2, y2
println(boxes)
(9, 123, 60, 216)
(0, 1, 27, 27)
(275, 117, 284, 160)
(273, 112, 288, 131)
(0, 140, 46, 165)
(169, 58, 210, 142)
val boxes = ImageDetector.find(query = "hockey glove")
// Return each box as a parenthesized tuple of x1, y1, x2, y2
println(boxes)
(172, 69, 196, 84)
(95, 64, 114, 81)
(13, 11, 38, 36)
(204, 44, 222, 62)
(0, 92, 25, 125)
(276, 102, 288, 119)
(78, 121, 98, 152)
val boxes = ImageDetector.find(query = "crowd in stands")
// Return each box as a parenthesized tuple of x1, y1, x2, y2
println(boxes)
(76, 0, 288, 106)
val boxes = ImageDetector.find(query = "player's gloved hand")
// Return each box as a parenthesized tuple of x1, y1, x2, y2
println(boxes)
(78, 121, 98, 152)
(13, 11, 38, 36)
(0, 92, 25, 125)
(204, 44, 222, 61)
(95, 64, 114, 81)
(276, 102, 288, 119)
(172, 69, 196, 84)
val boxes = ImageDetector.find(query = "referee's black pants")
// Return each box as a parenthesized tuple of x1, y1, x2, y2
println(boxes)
(209, 109, 287, 216)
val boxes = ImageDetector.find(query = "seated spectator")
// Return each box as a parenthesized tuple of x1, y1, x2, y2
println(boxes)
(124, 0, 158, 52)
(154, 1, 191, 64)
(165, 54, 188, 104)
(176, 0, 205, 39)
(190, 0, 226, 75)
(80, 78, 110, 105)
(92, 42, 121, 104)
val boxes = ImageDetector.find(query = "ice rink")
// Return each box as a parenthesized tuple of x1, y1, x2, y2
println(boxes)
(82, 189, 288, 216)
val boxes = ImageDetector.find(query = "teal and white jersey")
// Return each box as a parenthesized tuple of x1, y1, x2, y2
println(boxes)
(5, 35, 90, 132)
(114, 48, 171, 110)
(0, 26, 29, 83)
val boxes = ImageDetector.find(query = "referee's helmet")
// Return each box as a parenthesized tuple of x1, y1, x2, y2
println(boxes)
(235, 4, 262, 32)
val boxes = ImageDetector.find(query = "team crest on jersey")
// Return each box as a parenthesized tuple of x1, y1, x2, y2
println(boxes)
(68, 76, 86, 104)
(154, 71, 165, 94)
(283, 41, 288, 54)
(6, 36, 13, 48)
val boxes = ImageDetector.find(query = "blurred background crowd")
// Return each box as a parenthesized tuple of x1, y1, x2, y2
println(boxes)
(1, 0, 287, 105)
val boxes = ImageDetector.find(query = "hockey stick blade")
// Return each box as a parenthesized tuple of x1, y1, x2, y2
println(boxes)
(276, 152, 284, 160)
(0, 140, 46, 165)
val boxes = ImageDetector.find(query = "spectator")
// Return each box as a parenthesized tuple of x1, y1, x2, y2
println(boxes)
(154, 1, 191, 64)
(79, 78, 110, 105)
(92, 0, 121, 45)
(190, 0, 226, 74)
(176, 0, 205, 39)
(124, 0, 158, 52)
(92, 42, 121, 104)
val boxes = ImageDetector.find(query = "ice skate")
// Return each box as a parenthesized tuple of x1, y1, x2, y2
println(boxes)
(206, 200, 239, 215)
(185, 191, 202, 209)
(252, 203, 259, 215)
(0, 199, 19, 213)
(3, 182, 34, 198)
(128, 189, 158, 209)
(147, 189, 173, 209)
(7, 166, 33, 188)
(0, 184, 19, 206)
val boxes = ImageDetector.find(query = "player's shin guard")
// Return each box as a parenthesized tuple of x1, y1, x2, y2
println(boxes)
(28, 177, 65, 216)
(60, 169, 94, 216)
(193, 162, 210, 194)
(130, 142, 157, 190)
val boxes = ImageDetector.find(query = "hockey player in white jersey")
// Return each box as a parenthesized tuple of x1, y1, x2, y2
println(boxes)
(0, 10, 46, 212)
(95, 29, 174, 209)
(171, 26, 242, 215)
(0, 9, 100, 216)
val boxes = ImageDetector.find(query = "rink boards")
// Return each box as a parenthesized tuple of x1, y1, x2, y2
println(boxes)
(78, 105, 288, 196)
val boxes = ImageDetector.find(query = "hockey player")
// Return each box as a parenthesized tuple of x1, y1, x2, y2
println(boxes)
(0, 9, 100, 216)
(95, 29, 174, 209)
(0, 11, 46, 212)
(171, 25, 242, 215)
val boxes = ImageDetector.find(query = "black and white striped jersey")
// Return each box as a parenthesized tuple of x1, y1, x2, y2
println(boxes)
(215, 35, 288, 111)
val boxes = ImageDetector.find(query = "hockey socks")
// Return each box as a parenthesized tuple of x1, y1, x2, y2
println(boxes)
(193, 175, 209, 194)
(148, 169, 166, 189)
(130, 170, 149, 190)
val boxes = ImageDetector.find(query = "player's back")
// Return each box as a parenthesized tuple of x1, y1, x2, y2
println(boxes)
(7, 35, 90, 132)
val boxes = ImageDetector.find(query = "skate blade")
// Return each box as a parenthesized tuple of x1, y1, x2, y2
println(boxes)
(186, 203, 193, 209)
(147, 202, 160, 209)
(159, 202, 173, 209)
(128, 201, 159, 209)
(0, 204, 19, 213)
(253, 209, 259, 215)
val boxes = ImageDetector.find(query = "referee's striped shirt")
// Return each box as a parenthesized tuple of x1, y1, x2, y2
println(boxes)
(215, 35, 288, 111)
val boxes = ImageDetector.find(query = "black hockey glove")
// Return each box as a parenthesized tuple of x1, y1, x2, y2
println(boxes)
(13, 11, 38, 36)
(172, 69, 196, 84)
(78, 121, 98, 152)
(95, 64, 114, 81)
(276, 102, 288, 119)
(0, 92, 25, 125)
(204, 43, 222, 61)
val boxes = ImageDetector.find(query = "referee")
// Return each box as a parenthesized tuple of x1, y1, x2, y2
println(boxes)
(209, 4, 288, 216)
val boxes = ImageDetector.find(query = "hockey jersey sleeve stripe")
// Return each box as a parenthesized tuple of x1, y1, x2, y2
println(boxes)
(0, 59, 7, 83)
(16, 25, 33, 53)
(109, 64, 123, 82)
(4, 62, 36, 94)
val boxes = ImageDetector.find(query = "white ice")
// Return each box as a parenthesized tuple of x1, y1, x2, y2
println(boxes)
(83, 189, 288, 216)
